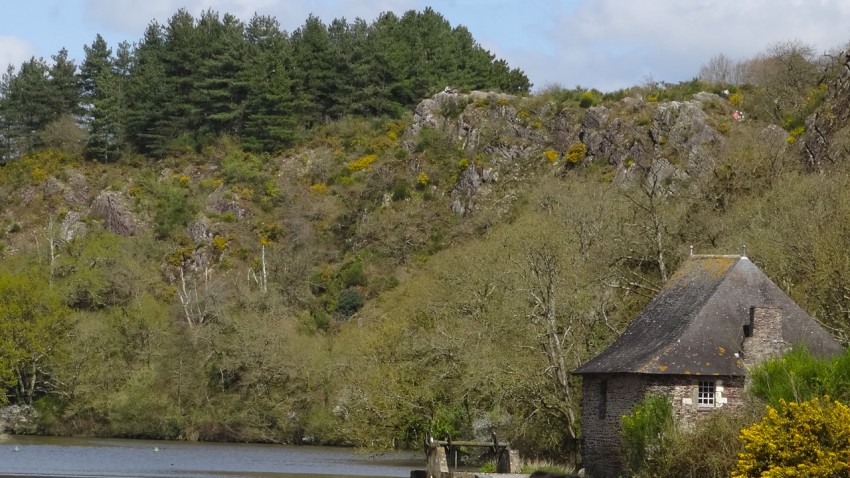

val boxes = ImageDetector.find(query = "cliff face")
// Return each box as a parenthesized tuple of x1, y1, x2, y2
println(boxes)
(405, 88, 736, 216)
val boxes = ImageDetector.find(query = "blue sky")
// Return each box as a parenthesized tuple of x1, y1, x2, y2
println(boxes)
(2, 0, 849, 91)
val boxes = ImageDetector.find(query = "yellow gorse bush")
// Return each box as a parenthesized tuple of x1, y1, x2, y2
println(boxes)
(346, 154, 378, 172)
(733, 397, 850, 478)
(565, 143, 587, 164)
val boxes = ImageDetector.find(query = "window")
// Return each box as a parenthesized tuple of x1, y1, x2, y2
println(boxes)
(697, 380, 715, 406)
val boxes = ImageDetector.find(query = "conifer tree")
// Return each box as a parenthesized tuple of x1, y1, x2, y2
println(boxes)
(241, 14, 296, 152)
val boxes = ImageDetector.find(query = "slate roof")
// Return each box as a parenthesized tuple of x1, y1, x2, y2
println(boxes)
(574, 255, 844, 376)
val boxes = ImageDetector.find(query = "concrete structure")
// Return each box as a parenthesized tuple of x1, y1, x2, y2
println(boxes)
(573, 254, 844, 478)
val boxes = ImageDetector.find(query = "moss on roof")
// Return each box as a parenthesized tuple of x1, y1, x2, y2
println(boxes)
(574, 255, 843, 376)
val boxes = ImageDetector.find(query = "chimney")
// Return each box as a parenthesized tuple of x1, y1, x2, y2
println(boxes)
(742, 306, 787, 366)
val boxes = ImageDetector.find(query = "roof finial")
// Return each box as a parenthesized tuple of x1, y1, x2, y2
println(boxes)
(741, 245, 748, 258)
(689, 245, 694, 256)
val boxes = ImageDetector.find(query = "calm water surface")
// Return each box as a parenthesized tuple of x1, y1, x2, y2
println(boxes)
(0, 435, 421, 478)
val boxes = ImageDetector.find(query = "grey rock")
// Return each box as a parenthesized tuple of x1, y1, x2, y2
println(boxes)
(60, 211, 87, 242)
(187, 218, 214, 243)
(91, 191, 136, 236)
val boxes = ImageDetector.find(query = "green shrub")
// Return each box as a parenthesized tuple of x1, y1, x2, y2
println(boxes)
(336, 289, 364, 317)
(392, 181, 410, 201)
(340, 260, 367, 288)
(748, 347, 850, 406)
(153, 183, 198, 239)
(621, 395, 675, 475)
(221, 149, 266, 185)
(579, 91, 601, 108)
(651, 408, 753, 478)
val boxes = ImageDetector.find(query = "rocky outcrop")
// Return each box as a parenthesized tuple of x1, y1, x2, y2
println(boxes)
(91, 191, 137, 236)
(650, 100, 722, 171)
(60, 211, 87, 242)
(451, 164, 498, 215)
(581, 105, 652, 167)
(187, 217, 215, 243)
(408, 89, 725, 215)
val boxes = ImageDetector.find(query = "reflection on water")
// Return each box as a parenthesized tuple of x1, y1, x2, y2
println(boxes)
(0, 435, 420, 478)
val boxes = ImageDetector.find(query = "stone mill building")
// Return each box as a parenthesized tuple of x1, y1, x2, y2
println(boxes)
(573, 254, 844, 478)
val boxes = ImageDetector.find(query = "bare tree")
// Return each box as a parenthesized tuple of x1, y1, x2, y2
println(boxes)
(511, 243, 579, 439)
(698, 53, 743, 85)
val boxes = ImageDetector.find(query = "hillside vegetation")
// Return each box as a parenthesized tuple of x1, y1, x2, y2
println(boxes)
(1, 7, 850, 463)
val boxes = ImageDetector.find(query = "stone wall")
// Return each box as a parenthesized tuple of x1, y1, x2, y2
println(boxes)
(580, 374, 746, 478)
(743, 306, 787, 366)
(580, 374, 647, 478)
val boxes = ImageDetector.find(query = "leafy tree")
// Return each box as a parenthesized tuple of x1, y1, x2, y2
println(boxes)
(0, 270, 71, 405)
(290, 15, 336, 127)
(48, 48, 81, 119)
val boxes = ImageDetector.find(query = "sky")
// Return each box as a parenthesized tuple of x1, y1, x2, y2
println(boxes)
(1, 0, 849, 92)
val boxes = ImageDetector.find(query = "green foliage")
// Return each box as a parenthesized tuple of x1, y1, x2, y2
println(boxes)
(734, 397, 850, 478)
(336, 288, 365, 317)
(138, 173, 199, 239)
(579, 90, 601, 108)
(0, 270, 72, 405)
(620, 395, 675, 475)
(392, 181, 410, 201)
(647, 408, 754, 478)
(430, 403, 470, 439)
(749, 347, 850, 405)
(339, 260, 368, 288)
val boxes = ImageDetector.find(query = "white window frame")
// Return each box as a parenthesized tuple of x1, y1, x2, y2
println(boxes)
(697, 380, 715, 407)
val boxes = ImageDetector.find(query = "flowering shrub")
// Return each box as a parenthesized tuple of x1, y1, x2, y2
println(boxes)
(733, 397, 850, 478)
(346, 154, 378, 172)
(787, 126, 805, 144)
(729, 92, 743, 107)
(544, 149, 559, 163)
(565, 143, 587, 164)
(309, 183, 328, 194)
(212, 235, 229, 251)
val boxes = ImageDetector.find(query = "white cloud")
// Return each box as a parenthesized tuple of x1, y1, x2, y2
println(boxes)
(0, 36, 36, 71)
(531, 0, 850, 90)
(84, 0, 417, 35)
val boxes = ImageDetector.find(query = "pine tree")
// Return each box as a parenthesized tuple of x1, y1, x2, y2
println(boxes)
(290, 15, 335, 128)
(192, 11, 248, 143)
(80, 34, 119, 161)
(3, 58, 53, 154)
(241, 14, 296, 152)
(125, 22, 171, 157)
(48, 48, 81, 118)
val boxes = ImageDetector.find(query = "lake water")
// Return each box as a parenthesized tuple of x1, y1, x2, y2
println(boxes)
(0, 435, 421, 478)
